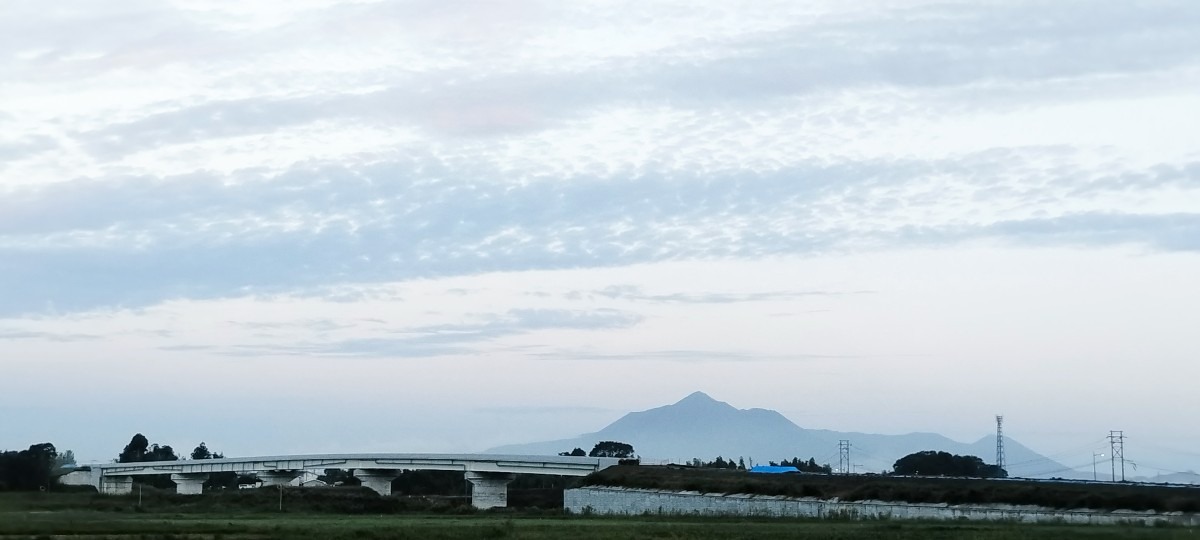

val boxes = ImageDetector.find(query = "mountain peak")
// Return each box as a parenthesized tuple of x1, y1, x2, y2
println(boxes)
(675, 391, 718, 405)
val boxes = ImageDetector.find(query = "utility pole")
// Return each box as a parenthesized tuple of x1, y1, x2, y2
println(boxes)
(995, 415, 1006, 473)
(1108, 431, 1125, 482)
(838, 440, 851, 475)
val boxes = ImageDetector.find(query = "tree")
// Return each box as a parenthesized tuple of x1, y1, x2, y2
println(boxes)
(117, 434, 177, 489)
(767, 457, 832, 473)
(558, 448, 587, 457)
(688, 456, 744, 469)
(118, 434, 150, 463)
(53, 450, 76, 472)
(189, 442, 233, 489)
(589, 441, 635, 459)
(191, 442, 212, 460)
(0, 443, 58, 491)
(318, 469, 360, 486)
(146, 444, 178, 462)
(892, 451, 1006, 478)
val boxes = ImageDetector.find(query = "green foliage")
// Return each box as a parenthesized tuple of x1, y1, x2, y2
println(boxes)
(191, 442, 212, 460)
(588, 441, 635, 459)
(559, 448, 587, 457)
(0, 491, 1191, 540)
(118, 433, 179, 463)
(389, 470, 464, 496)
(51, 450, 75, 475)
(188, 442, 236, 490)
(117, 433, 180, 489)
(320, 469, 361, 486)
(0, 443, 58, 491)
(769, 457, 833, 474)
(117, 433, 149, 463)
(892, 451, 1007, 478)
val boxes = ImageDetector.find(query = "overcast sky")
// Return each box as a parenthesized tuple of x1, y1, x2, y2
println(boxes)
(2, 0, 1198, 475)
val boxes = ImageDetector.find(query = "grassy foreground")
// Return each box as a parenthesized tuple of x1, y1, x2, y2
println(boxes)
(1, 493, 1196, 540)
(3, 511, 1198, 540)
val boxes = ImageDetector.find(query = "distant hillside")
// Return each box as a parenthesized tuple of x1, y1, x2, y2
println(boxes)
(488, 391, 1079, 478)
(1134, 471, 1200, 485)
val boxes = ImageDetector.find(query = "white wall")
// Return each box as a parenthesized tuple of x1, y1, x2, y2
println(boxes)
(565, 487, 1200, 526)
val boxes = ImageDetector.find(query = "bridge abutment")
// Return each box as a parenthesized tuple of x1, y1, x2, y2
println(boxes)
(170, 473, 209, 495)
(466, 472, 515, 509)
(354, 469, 400, 496)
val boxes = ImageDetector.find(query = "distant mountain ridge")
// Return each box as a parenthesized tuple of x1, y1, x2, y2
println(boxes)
(488, 391, 1080, 478)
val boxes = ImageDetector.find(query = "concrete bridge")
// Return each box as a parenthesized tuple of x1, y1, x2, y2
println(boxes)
(67, 453, 620, 508)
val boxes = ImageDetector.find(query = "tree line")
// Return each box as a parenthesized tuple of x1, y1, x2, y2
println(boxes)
(555, 441, 1003, 479)
(116, 434, 247, 489)
(892, 450, 1007, 478)
(3, 434, 1005, 495)
(558, 441, 636, 459)
(0, 443, 73, 491)
(558, 442, 836, 474)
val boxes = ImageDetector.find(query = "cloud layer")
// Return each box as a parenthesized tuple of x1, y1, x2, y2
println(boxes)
(3, 0, 1200, 469)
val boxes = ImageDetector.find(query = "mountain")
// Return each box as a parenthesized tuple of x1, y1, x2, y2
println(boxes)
(488, 391, 1079, 478)
(1132, 471, 1200, 485)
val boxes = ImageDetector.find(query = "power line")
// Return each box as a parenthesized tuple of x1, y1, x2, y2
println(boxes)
(1003, 438, 1110, 467)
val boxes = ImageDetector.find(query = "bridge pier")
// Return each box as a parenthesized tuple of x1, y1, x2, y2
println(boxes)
(354, 469, 400, 496)
(171, 473, 209, 495)
(466, 472, 515, 509)
(99, 475, 133, 495)
(257, 470, 301, 487)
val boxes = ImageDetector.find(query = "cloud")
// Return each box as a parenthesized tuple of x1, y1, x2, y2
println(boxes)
(16, 0, 1197, 163)
(229, 319, 362, 333)
(2, 1, 1198, 319)
(0, 136, 57, 161)
(157, 344, 215, 352)
(643, 1, 1200, 102)
(474, 405, 619, 415)
(891, 212, 1200, 252)
(0, 329, 100, 342)
(583, 285, 872, 304)
(0, 152, 1196, 317)
(528, 348, 857, 363)
(211, 308, 642, 358)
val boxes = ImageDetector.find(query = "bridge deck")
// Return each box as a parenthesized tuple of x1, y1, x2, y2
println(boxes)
(93, 453, 620, 477)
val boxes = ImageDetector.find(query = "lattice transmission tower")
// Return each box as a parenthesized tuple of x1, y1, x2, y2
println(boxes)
(838, 440, 851, 475)
(1109, 430, 1125, 482)
(995, 415, 1006, 472)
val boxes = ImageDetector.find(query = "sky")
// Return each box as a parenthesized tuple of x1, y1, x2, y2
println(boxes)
(1, 0, 1198, 475)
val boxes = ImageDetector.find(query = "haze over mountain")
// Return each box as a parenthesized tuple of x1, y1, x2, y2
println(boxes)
(490, 392, 1080, 478)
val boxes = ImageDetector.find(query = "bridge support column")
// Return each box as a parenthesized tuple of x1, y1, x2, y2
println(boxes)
(170, 473, 209, 495)
(465, 472, 515, 509)
(257, 470, 301, 487)
(354, 469, 400, 496)
(99, 475, 134, 495)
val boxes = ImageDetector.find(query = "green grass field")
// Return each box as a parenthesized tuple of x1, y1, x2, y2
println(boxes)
(1, 493, 1196, 540)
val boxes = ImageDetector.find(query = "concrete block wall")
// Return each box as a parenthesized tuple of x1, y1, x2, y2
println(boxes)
(565, 486, 1200, 526)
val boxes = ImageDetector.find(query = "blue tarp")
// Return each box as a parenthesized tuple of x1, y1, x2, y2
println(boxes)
(748, 465, 800, 474)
